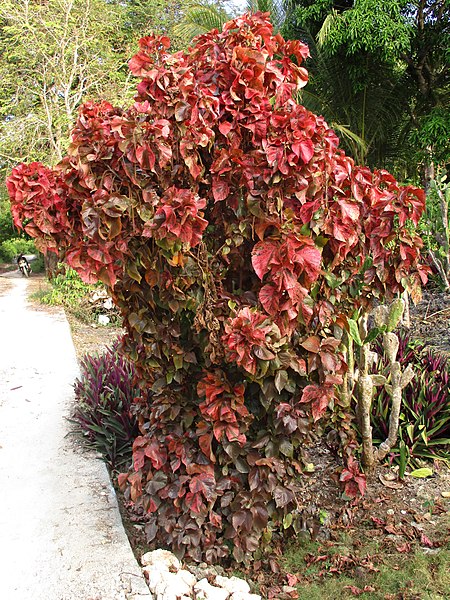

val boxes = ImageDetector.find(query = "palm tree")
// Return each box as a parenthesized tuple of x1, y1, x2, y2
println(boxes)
(174, 1, 230, 42)
(173, 0, 287, 42)
(295, 29, 411, 169)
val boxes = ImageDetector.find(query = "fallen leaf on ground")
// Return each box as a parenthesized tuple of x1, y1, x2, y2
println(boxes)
(410, 467, 433, 478)
(286, 573, 299, 586)
(381, 470, 398, 481)
(420, 533, 434, 547)
(344, 585, 376, 595)
(379, 473, 404, 489)
(396, 542, 411, 553)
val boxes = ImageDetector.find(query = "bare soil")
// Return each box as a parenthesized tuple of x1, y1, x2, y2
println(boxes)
(409, 289, 450, 357)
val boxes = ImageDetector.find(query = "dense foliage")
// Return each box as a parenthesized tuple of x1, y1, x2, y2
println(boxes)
(72, 342, 139, 469)
(7, 13, 428, 562)
(372, 333, 450, 470)
(284, 0, 450, 174)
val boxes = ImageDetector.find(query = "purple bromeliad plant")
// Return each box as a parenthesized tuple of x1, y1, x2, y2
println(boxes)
(72, 341, 139, 470)
(372, 332, 450, 470)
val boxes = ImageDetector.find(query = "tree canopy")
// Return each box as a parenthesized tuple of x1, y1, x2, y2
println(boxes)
(284, 0, 450, 175)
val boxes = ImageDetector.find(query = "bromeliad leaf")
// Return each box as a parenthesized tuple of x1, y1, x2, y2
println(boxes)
(348, 318, 363, 347)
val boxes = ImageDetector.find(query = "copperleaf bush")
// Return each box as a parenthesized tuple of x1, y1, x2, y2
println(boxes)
(6, 13, 429, 563)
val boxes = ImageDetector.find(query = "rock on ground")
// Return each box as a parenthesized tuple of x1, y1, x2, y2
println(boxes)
(141, 550, 261, 600)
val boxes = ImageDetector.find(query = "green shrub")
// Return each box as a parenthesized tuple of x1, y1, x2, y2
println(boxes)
(0, 195, 15, 245)
(40, 265, 92, 306)
(72, 342, 139, 470)
(372, 332, 450, 473)
(40, 264, 120, 323)
(0, 237, 37, 262)
(30, 253, 45, 273)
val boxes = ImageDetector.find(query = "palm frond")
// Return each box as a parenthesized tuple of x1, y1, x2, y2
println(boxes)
(316, 9, 340, 48)
(245, 0, 286, 30)
(331, 123, 367, 156)
(174, 2, 229, 42)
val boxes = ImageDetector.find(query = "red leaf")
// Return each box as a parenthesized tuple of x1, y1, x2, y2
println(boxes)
(184, 491, 206, 515)
(212, 176, 230, 202)
(189, 473, 216, 502)
(339, 199, 360, 222)
(199, 432, 215, 462)
(300, 335, 321, 353)
(299, 384, 333, 421)
(344, 585, 375, 596)
(144, 440, 167, 470)
(219, 121, 232, 136)
(252, 240, 278, 280)
(420, 533, 433, 547)
(117, 473, 128, 489)
(292, 138, 314, 163)
(259, 283, 279, 315)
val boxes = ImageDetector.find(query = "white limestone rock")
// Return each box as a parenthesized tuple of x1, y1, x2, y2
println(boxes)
(143, 565, 166, 592)
(144, 570, 192, 600)
(177, 569, 197, 590)
(141, 549, 181, 572)
(215, 576, 250, 595)
(158, 573, 191, 599)
(194, 577, 230, 600)
(230, 594, 262, 600)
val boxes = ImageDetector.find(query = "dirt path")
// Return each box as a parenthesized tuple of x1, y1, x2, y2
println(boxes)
(0, 274, 151, 600)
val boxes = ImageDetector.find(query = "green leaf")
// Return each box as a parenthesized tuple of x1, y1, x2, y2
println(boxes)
(410, 468, 433, 478)
(347, 318, 363, 346)
(283, 513, 293, 529)
(173, 354, 183, 370)
(324, 271, 341, 289)
(126, 261, 142, 283)
(279, 439, 293, 458)
(365, 326, 384, 344)
(399, 441, 409, 479)
(274, 369, 288, 393)
(253, 346, 276, 361)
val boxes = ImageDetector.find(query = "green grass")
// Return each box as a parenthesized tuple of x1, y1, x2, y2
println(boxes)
(283, 537, 450, 599)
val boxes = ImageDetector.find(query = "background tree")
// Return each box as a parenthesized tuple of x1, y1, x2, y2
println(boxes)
(284, 0, 450, 178)
(174, 0, 287, 40)
(0, 0, 196, 268)
(120, 0, 191, 51)
(0, 0, 128, 171)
